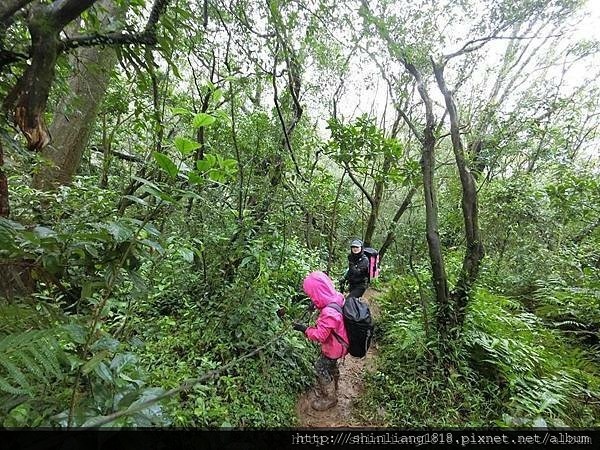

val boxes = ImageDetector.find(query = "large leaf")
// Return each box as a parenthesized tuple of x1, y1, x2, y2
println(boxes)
(152, 152, 178, 178)
(174, 137, 200, 156)
(104, 222, 134, 243)
(187, 171, 204, 185)
(192, 113, 216, 128)
(196, 154, 217, 172)
(178, 248, 194, 263)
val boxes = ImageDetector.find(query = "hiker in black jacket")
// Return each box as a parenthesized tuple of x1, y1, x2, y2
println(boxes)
(339, 239, 369, 298)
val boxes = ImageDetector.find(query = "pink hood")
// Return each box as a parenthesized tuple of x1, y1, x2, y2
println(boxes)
(302, 271, 348, 359)
(303, 271, 345, 309)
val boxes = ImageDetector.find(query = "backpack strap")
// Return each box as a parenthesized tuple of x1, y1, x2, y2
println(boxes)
(325, 303, 349, 348)
(326, 303, 343, 314)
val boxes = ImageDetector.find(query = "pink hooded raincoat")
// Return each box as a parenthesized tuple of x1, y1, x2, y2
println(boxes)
(302, 271, 349, 359)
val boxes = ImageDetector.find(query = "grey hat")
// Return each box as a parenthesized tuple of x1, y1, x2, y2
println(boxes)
(350, 239, 363, 247)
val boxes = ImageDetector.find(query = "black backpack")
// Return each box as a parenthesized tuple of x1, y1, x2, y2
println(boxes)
(327, 296, 374, 358)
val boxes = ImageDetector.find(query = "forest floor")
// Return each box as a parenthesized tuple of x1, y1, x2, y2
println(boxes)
(296, 288, 382, 427)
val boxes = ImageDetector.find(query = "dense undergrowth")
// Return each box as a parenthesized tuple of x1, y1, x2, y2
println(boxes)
(359, 271, 600, 427)
(0, 177, 322, 427)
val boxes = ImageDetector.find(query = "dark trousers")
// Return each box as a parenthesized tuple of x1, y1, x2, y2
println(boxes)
(315, 354, 339, 385)
(348, 283, 367, 299)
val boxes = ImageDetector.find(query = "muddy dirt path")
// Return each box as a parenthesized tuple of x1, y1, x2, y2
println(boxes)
(296, 288, 381, 427)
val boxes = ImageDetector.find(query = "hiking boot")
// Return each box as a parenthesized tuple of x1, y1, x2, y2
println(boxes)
(311, 381, 337, 411)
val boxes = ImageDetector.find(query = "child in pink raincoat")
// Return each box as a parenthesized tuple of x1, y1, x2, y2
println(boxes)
(293, 271, 348, 411)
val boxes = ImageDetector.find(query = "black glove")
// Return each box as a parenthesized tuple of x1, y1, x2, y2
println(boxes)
(293, 322, 308, 333)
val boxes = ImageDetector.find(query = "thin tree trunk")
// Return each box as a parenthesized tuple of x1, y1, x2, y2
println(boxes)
(0, 138, 9, 217)
(327, 170, 347, 273)
(421, 124, 450, 339)
(4, 0, 99, 151)
(363, 155, 392, 247)
(434, 62, 485, 332)
(400, 61, 450, 340)
(379, 186, 416, 260)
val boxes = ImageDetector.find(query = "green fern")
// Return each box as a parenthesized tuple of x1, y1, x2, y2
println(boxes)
(0, 329, 65, 397)
(0, 302, 62, 333)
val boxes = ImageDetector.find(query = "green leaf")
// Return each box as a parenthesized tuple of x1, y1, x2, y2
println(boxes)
(123, 195, 148, 207)
(171, 107, 193, 117)
(42, 254, 61, 274)
(82, 351, 109, 375)
(208, 170, 226, 183)
(33, 226, 56, 238)
(64, 324, 88, 344)
(212, 88, 223, 104)
(153, 152, 178, 178)
(187, 171, 204, 185)
(205, 154, 217, 166)
(94, 361, 114, 383)
(192, 113, 216, 128)
(140, 185, 175, 204)
(178, 248, 194, 263)
(110, 353, 137, 373)
(141, 239, 164, 254)
(174, 137, 200, 156)
(196, 159, 212, 172)
(91, 336, 120, 352)
(104, 222, 133, 243)
(131, 176, 160, 191)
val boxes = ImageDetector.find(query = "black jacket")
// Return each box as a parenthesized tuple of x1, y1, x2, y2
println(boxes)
(346, 252, 369, 286)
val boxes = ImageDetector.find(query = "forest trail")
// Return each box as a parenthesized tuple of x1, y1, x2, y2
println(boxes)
(296, 288, 382, 427)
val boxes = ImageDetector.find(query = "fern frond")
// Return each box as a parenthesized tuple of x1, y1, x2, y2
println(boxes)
(17, 352, 50, 385)
(0, 328, 66, 400)
(0, 358, 32, 393)
(0, 303, 60, 333)
(35, 338, 63, 379)
(0, 377, 27, 395)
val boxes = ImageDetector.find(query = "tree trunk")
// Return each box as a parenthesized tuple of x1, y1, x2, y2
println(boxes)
(33, 0, 121, 190)
(327, 170, 346, 273)
(433, 62, 485, 332)
(3, 0, 99, 151)
(0, 138, 9, 217)
(379, 186, 416, 260)
(401, 61, 450, 341)
(363, 154, 392, 247)
(6, 12, 60, 151)
(0, 0, 35, 25)
(421, 124, 450, 339)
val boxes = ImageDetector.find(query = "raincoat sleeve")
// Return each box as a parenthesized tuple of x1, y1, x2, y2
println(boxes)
(305, 311, 337, 343)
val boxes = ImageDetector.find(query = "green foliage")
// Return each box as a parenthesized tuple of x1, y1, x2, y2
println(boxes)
(532, 271, 600, 345)
(326, 115, 408, 183)
(361, 277, 600, 427)
(131, 237, 319, 427)
(2, 0, 599, 430)
(465, 289, 599, 427)
(358, 277, 500, 427)
(0, 328, 64, 397)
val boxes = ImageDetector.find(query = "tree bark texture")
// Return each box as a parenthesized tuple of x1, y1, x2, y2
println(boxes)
(379, 186, 416, 260)
(4, 0, 99, 151)
(0, 0, 35, 25)
(33, 2, 119, 190)
(0, 138, 9, 217)
(433, 63, 485, 331)
(363, 154, 392, 247)
(403, 61, 450, 338)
